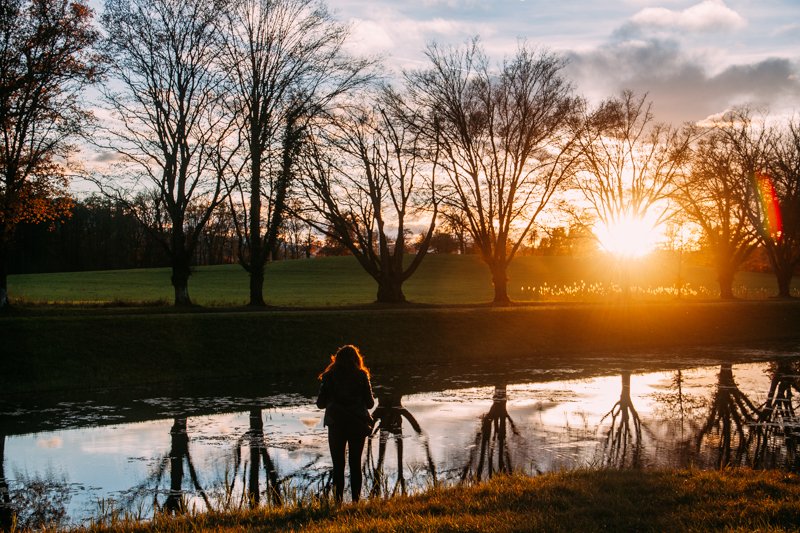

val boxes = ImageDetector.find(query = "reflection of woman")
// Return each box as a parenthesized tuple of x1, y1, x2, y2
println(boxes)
(316, 345, 375, 502)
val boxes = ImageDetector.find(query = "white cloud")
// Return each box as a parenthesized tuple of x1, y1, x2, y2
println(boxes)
(773, 23, 800, 37)
(627, 0, 746, 34)
(566, 38, 800, 124)
(347, 18, 395, 53)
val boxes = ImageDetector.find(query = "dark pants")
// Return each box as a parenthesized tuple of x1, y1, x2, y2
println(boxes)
(328, 423, 367, 502)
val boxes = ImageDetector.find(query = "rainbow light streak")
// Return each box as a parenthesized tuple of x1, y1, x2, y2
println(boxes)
(754, 171, 783, 242)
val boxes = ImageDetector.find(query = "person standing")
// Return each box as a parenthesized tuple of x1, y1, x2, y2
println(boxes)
(316, 345, 375, 502)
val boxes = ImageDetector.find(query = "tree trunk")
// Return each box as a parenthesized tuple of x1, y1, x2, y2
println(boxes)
(776, 268, 794, 299)
(491, 264, 510, 305)
(247, 134, 267, 307)
(248, 261, 266, 307)
(717, 265, 736, 300)
(0, 275, 7, 310)
(170, 225, 193, 306)
(376, 276, 406, 303)
(0, 242, 8, 309)
(171, 255, 192, 306)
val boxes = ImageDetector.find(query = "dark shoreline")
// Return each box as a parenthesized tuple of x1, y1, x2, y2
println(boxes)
(4, 300, 800, 399)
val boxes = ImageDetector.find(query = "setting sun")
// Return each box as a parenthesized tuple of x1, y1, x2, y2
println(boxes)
(593, 212, 663, 258)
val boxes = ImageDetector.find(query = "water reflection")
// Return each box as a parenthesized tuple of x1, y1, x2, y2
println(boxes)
(157, 418, 210, 515)
(751, 360, 800, 471)
(694, 364, 756, 469)
(1, 435, 11, 531)
(3, 354, 800, 527)
(461, 384, 519, 481)
(366, 388, 436, 497)
(599, 372, 643, 468)
(230, 410, 281, 507)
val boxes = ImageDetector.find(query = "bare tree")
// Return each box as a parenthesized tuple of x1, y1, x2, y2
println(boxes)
(761, 117, 800, 298)
(708, 107, 800, 298)
(405, 39, 578, 304)
(674, 125, 761, 299)
(299, 95, 438, 303)
(98, 0, 234, 305)
(571, 91, 694, 263)
(220, 0, 372, 306)
(0, 0, 99, 309)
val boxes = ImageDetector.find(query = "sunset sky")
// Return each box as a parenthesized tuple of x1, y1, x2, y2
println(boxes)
(329, 0, 800, 124)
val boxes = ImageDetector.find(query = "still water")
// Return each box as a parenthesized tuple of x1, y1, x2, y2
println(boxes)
(1, 346, 800, 528)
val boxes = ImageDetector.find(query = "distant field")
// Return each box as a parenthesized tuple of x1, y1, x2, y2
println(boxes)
(7, 253, 797, 306)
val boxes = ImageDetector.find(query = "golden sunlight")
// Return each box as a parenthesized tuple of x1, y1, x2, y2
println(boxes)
(593, 212, 663, 259)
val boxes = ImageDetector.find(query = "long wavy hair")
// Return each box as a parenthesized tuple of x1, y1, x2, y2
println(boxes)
(319, 344, 371, 380)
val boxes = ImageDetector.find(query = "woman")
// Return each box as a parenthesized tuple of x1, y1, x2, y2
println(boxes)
(316, 344, 375, 502)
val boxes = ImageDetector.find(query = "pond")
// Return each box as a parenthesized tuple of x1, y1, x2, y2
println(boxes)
(1, 343, 800, 529)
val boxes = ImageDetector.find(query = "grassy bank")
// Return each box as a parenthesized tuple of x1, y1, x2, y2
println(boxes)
(8, 254, 798, 306)
(60, 469, 800, 532)
(4, 300, 800, 397)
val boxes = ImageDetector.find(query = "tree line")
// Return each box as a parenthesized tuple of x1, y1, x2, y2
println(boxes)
(1, 0, 798, 309)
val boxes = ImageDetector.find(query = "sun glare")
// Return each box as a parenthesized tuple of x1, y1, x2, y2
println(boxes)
(594, 212, 663, 259)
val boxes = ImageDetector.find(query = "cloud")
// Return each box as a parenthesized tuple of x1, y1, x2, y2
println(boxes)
(773, 23, 800, 38)
(566, 38, 800, 124)
(37, 437, 63, 449)
(615, 0, 746, 38)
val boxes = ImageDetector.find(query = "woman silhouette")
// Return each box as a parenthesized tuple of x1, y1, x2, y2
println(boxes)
(316, 345, 375, 502)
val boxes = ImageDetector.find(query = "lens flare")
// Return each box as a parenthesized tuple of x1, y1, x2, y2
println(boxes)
(754, 171, 783, 242)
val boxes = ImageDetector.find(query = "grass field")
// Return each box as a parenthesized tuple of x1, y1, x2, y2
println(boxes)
(7, 253, 798, 306)
(65, 469, 800, 532)
(6, 257, 800, 532)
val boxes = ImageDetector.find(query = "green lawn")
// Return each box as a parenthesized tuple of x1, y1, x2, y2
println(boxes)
(7, 253, 796, 306)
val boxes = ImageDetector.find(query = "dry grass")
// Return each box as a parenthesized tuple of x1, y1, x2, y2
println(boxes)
(40, 469, 800, 533)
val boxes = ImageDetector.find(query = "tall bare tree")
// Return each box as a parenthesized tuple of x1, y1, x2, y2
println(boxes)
(220, 0, 372, 306)
(405, 39, 578, 304)
(571, 91, 694, 259)
(710, 107, 799, 298)
(674, 126, 761, 299)
(99, 0, 234, 305)
(0, 0, 99, 309)
(761, 117, 800, 298)
(299, 95, 437, 303)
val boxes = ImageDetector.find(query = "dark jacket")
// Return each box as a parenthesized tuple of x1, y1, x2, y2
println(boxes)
(316, 369, 375, 430)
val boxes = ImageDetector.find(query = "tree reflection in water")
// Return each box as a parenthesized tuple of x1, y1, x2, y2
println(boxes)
(750, 359, 800, 471)
(600, 372, 643, 468)
(155, 418, 210, 514)
(229, 409, 281, 507)
(694, 364, 757, 469)
(366, 389, 436, 497)
(1, 435, 11, 531)
(461, 384, 519, 482)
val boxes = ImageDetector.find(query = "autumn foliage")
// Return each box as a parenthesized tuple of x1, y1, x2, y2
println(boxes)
(0, 0, 99, 306)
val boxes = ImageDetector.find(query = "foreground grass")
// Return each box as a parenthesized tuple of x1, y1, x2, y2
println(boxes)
(62, 469, 800, 532)
(8, 254, 798, 306)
